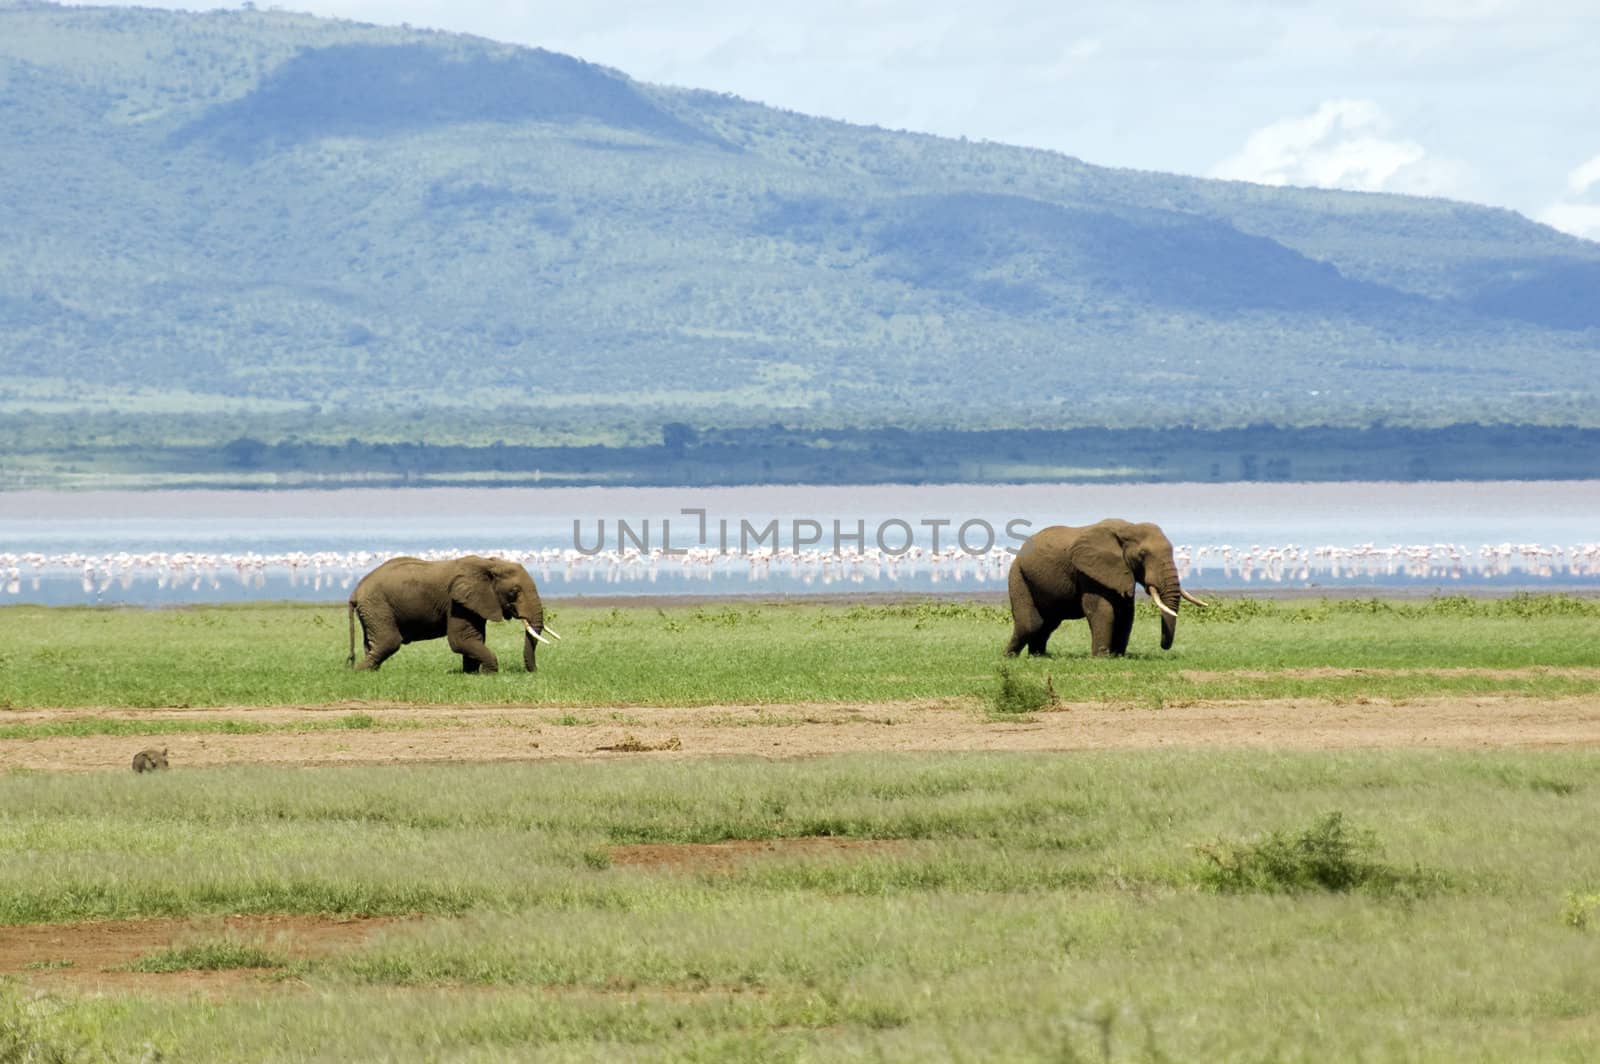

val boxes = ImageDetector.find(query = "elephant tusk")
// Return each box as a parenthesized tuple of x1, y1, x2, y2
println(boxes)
(543, 626, 563, 641)
(1180, 589, 1210, 608)
(525, 623, 553, 646)
(1147, 585, 1179, 619)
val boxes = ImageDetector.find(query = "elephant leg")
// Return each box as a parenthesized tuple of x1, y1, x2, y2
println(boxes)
(447, 613, 498, 674)
(354, 607, 402, 672)
(1006, 594, 1046, 657)
(1109, 596, 1135, 656)
(1026, 618, 1060, 657)
(1082, 592, 1118, 657)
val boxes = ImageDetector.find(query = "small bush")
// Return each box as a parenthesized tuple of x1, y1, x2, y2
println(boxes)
(991, 666, 1058, 717)
(1562, 892, 1600, 929)
(1193, 811, 1429, 895)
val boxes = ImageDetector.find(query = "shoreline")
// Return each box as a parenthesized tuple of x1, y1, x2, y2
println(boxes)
(4, 586, 1595, 611)
(462, 586, 1600, 608)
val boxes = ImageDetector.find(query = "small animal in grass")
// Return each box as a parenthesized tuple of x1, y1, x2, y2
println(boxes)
(131, 747, 169, 773)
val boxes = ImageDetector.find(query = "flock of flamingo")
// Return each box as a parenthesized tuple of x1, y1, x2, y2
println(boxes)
(3, 542, 1598, 597)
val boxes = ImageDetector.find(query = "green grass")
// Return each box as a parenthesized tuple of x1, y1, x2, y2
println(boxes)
(0, 711, 388, 741)
(1, 595, 1596, 711)
(2, 596, 1598, 1058)
(1, 751, 1598, 1060)
(123, 941, 284, 973)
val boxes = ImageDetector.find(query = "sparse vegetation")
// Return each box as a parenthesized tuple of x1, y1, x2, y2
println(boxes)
(1, 597, 1597, 1058)
(1564, 891, 1600, 930)
(991, 665, 1058, 717)
(125, 941, 283, 973)
(1192, 811, 1437, 896)
(596, 734, 683, 752)
(0, 751, 1597, 1059)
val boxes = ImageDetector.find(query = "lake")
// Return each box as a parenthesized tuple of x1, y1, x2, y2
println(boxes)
(1, 481, 1596, 605)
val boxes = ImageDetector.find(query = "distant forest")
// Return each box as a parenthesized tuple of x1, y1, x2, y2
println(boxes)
(5, 421, 1595, 489)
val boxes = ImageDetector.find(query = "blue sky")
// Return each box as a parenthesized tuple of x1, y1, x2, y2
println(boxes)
(94, 0, 1600, 240)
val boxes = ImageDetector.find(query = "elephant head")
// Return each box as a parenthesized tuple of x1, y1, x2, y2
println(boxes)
(448, 556, 552, 670)
(1068, 520, 1205, 650)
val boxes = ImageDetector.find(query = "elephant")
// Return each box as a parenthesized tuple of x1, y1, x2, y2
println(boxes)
(347, 555, 558, 673)
(1004, 519, 1207, 658)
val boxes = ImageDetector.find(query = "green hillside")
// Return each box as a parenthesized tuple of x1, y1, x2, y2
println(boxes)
(0, 2, 1597, 484)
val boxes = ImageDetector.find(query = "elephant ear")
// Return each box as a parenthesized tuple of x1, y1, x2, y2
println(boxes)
(1069, 536, 1135, 596)
(449, 559, 504, 620)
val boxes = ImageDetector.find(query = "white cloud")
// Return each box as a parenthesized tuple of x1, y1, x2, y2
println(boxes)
(1538, 154, 1600, 240)
(1566, 153, 1600, 197)
(1209, 99, 1470, 198)
(1537, 204, 1600, 240)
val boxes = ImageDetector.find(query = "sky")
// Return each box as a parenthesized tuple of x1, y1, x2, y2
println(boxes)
(99, 0, 1600, 240)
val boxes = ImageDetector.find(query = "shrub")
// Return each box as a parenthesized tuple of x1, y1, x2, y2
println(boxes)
(991, 666, 1058, 717)
(1563, 892, 1600, 930)
(1193, 811, 1430, 895)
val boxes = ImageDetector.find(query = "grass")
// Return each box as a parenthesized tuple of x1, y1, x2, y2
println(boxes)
(0, 712, 387, 741)
(124, 941, 283, 973)
(0, 751, 1598, 1059)
(1, 595, 1597, 711)
(2, 595, 1598, 1059)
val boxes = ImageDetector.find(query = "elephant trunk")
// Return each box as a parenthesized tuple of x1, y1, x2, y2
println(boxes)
(521, 597, 546, 672)
(1145, 574, 1181, 650)
(1159, 592, 1179, 650)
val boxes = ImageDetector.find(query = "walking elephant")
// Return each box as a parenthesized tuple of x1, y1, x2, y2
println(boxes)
(1005, 519, 1206, 658)
(347, 555, 559, 673)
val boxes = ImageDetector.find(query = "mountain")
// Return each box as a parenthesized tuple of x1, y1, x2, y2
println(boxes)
(0, 1, 1597, 484)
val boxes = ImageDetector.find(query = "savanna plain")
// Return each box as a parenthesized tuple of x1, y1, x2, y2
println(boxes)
(2, 596, 1599, 1062)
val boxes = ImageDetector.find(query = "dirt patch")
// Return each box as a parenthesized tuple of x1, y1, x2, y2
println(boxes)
(0, 914, 400, 995)
(596, 734, 683, 753)
(609, 837, 901, 872)
(4, 695, 1600, 773)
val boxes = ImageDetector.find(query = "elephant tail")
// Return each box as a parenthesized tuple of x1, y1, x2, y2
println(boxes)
(346, 601, 356, 668)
